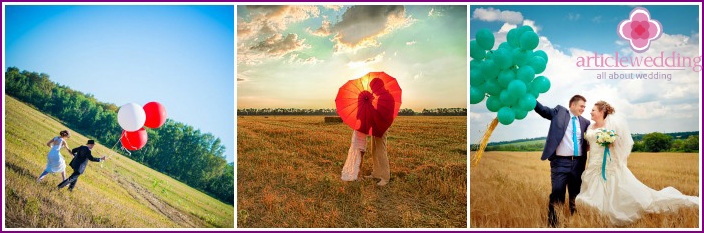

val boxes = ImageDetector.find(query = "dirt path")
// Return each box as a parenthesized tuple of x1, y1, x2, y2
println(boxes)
(116, 177, 204, 227)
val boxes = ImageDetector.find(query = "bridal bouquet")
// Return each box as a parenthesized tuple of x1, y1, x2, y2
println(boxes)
(596, 128, 617, 181)
(595, 128, 617, 146)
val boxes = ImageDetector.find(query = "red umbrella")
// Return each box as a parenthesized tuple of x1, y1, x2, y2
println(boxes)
(335, 72, 402, 137)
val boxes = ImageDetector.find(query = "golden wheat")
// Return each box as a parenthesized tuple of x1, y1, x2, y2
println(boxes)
(237, 116, 467, 228)
(470, 151, 699, 228)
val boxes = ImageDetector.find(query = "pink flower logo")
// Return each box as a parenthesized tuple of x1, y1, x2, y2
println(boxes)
(617, 7, 662, 53)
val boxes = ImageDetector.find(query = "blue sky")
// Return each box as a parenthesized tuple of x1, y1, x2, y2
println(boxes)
(5, 5, 235, 163)
(470, 5, 699, 55)
(469, 5, 701, 143)
(237, 6, 467, 111)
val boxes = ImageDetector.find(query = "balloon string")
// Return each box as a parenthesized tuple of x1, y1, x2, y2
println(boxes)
(109, 132, 131, 156)
(471, 117, 499, 167)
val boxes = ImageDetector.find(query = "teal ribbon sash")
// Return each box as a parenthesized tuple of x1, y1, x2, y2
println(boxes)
(601, 146, 611, 181)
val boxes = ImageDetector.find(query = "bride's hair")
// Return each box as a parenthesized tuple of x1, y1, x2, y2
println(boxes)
(594, 101, 615, 119)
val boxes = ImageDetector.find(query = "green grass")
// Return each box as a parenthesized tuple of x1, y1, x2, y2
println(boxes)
(4, 95, 234, 228)
(499, 140, 544, 146)
(237, 116, 467, 228)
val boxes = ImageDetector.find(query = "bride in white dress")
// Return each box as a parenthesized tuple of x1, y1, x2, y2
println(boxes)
(576, 101, 700, 225)
(37, 130, 72, 182)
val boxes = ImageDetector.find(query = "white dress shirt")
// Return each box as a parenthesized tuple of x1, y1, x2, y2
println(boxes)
(556, 112, 582, 156)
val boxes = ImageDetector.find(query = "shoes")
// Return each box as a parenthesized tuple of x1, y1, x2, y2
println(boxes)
(377, 179, 388, 186)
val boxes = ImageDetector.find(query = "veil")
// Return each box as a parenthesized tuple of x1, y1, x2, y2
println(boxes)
(605, 113, 634, 167)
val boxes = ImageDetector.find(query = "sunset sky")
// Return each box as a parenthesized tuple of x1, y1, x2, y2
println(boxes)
(237, 5, 467, 111)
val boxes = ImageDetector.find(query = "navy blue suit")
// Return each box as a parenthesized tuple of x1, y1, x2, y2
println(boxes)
(57, 145, 101, 190)
(534, 101, 590, 227)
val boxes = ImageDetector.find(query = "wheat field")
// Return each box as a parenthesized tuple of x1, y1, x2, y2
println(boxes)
(237, 116, 467, 228)
(4, 95, 234, 228)
(470, 151, 700, 228)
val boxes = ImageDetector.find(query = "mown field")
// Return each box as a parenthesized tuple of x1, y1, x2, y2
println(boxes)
(237, 116, 467, 228)
(470, 151, 700, 228)
(4, 95, 234, 228)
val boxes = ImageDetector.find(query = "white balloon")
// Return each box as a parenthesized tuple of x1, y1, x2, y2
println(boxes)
(117, 103, 146, 132)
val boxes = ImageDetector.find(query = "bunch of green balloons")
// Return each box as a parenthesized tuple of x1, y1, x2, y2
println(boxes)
(470, 26, 551, 125)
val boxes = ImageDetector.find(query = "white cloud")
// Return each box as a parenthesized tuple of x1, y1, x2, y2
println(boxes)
(322, 5, 342, 11)
(592, 16, 603, 23)
(250, 33, 309, 57)
(413, 72, 424, 80)
(406, 41, 417, 46)
(238, 6, 321, 65)
(311, 6, 414, 53)
(472, 7, 523, 24)
(568, 13, 580, 21)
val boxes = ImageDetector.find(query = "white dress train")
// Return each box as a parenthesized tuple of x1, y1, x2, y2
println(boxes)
(576, 114, 699, 225)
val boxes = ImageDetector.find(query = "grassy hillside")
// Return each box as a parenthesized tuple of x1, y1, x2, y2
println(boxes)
(4, 95, 234, 228)
(237, 116, 467, 228)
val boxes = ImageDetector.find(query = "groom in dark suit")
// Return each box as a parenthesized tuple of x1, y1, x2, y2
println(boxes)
(534, 95, 590, 228)
(58, 139, 105, 191)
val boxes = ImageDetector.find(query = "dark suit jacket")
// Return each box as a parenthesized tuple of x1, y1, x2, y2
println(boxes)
(534, 101, 590, 161)
(69, 145, 101, 174)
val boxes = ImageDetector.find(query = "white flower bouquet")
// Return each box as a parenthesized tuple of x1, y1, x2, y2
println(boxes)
(595, 128, 617, 147)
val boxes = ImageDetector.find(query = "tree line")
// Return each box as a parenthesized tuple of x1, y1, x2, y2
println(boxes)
(5, 67, 233, 205)
(471, 132, 699, 153)
(237, 108, 467, 116)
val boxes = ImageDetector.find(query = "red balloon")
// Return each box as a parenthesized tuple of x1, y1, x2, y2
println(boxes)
(143, 102, 167, 128)
(121, 128, 148, 151)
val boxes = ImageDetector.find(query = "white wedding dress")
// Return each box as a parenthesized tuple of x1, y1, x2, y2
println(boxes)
(45, 137, 67, 173)
(341, 130, 366, 181)
(576, 114, 699, 225)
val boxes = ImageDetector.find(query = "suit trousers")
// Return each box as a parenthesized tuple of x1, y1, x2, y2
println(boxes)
(369, 134, 390, 181)
(57, 171, 82, 190)
(548, 156, 584, 226)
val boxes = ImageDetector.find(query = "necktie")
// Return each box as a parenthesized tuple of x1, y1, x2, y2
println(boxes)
(572, 116, 578, 156)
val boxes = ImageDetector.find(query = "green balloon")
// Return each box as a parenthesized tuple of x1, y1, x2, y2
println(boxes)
(482, 78, 502, 96)
(534, 50, 549, 64)
(485, 50, 495, 60)
(512, 48, 533, 67)
(476, 29, 495, 50)
(486, 95, 502, 112)
(470, 40, 486, 60)
(498, 107, 516, 125)
(520, 31, 539, 50)
(514, 108, 529, 120)
(482, 59, 500, 80)
(528, 56, 547, 74)
(500, 89, 519, 107)
(532, 76, 551, 93)
(497, 69, 516, 88)
(498, 42, 514, 51)
(470, 86, 486, 104)
(470, 59, 483, 70)
(518, 25, 535, 36)
(528, 87, 540, 99)
(507, 80, 527, 99)
(507, 28, 520, 47)
(492, 48, 513, 69)
(517, 66, 536, 84)
(470, 69, 485, 87)
(517, 94, 537, 111)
